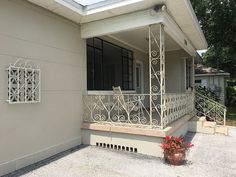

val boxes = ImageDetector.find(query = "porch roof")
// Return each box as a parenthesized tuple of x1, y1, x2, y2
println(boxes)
(195, 64, 230, 76)
(28, 0, 207, 51)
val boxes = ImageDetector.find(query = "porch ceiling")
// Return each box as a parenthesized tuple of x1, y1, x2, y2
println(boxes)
(109, 26, 181, 53)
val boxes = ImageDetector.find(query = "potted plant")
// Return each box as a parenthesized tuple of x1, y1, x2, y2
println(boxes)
(161, 136, 194, 165)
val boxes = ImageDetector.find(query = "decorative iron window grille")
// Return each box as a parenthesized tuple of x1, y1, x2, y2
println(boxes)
(7, 59, 41, 104)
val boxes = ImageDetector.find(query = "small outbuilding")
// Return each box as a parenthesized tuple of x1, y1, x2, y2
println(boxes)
(195, 64, 230, 105)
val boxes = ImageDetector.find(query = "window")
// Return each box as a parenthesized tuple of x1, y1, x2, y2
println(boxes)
(7, 60, 41, 104)
(186, 59, 192, 89)
(87, 38, 133, 90)
(195, 80, 201, 84)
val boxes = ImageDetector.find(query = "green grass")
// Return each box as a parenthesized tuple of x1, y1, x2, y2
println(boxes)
(227, 107, 236, 120)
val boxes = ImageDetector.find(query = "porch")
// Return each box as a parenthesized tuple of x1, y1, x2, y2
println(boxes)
(83, 92, 195, 129)
(82, 6, 196, 131)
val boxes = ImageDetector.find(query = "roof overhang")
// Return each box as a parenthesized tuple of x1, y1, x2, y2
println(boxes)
(27, 0, 208, 51)
(195, 73, 230, 77)
(81, 9, 196, 56)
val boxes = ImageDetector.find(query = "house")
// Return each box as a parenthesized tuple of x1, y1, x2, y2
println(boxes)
(195, 64, 230, 104)
(0, 0, 213, 175)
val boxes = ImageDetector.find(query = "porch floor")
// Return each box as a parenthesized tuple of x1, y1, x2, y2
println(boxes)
(82, 114, 193, 137)
(5, 127, 236, 177)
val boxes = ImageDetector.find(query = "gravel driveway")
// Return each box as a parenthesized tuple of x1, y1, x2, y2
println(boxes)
(4, 127, 236, 177)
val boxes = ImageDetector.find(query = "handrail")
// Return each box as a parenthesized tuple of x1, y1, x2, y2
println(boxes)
(83, 92, 195, 129)
(195, 91, 226, 125)
(195, 92, 227, 109)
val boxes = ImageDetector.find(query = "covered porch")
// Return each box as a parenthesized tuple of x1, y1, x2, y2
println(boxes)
(82, 6, 196, 130)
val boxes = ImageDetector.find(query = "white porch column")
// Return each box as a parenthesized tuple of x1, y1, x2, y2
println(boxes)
(148, 24, 166, 128)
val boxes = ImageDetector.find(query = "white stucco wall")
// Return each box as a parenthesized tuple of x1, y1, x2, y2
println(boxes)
(165, 50, 190, 93)
(0, 0, 86, 175)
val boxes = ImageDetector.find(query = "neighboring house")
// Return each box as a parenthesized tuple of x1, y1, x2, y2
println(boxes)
(195, 64, 230, 104)
(0, 0, 210, 175)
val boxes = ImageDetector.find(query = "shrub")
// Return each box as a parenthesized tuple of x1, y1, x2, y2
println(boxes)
(226, 86, 236, 106)
(195, 86, 220, 102)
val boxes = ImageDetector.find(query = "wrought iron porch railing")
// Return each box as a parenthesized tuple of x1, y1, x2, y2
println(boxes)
(163, 93, 195, 126)
(83, 93, 195, 129)
(195, 92, 226, 125)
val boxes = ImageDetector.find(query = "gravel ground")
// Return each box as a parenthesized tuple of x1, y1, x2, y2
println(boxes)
(3, 127, 236, 177)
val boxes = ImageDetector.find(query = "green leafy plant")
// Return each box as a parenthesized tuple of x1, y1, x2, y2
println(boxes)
(226, 86, 236, 106)
(195, 86, 220, 102)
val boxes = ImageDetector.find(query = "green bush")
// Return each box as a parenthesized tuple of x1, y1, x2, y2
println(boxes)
(226, 86, 236, 106)
(195, 86, 220, 102)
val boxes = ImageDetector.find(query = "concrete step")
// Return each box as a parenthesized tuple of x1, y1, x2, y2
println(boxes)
(188, 116, 228, 135)
(215, 126, 228, 135)
(203, 121, 216, 128)
(188, 116, 215, 134)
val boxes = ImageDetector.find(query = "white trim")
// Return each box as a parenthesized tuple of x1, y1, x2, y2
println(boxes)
(162, 12, 196, 56)
(54, 0, 144, 16)
(135, 60, 144, 94)
(184, 58, 187, 90)
(54, 0, 84, 15)
(107, 34, 146, 53)
(87, 90, 136, 95)
(183, 0, 208, 48)
(81, 9, 163, 38)
(85, 0, 144, 15)
(81, 9, 196, 56)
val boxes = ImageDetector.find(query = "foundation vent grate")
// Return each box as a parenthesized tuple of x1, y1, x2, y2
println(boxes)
(96, 142, 138, 153)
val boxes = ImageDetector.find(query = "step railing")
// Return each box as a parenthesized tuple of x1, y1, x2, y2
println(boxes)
(195, 92, 226, 125)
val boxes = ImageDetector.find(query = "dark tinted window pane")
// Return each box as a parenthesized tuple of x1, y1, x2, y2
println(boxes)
(103, 42, 122, 90)
(94, 49, 103, 90)
(87, 46, 94, 90)
(136, 67, 140, 87)
(94, 38, 102, 49)
(87, 38, 133, 90)
(128, 51, 132, 58)
(195, 80, 201, 83)
(122, 49, 128, 57)
(87, 38, 93, 46)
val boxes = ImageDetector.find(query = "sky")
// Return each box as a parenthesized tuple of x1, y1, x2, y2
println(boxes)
(197, 49, 207, 57)
(73, 0, 107, 5)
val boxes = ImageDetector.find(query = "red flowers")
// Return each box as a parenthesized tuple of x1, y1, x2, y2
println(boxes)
(161, 135, 194, 154)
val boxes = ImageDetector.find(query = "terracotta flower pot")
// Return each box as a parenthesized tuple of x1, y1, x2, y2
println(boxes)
(164, 149, 186, 165)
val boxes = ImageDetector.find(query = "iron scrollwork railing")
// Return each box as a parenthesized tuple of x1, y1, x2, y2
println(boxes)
(195, 92, 226, 125)
(83, 93, 195, 129)
(83, 94, 162, 129)
(163, 93, 195, 127)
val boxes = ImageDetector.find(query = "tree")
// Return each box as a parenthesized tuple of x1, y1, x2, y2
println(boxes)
(191, 0, 236, 78)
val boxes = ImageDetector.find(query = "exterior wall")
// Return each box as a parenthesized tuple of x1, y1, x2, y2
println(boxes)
(195, 75, 227, 104)
(165, 50, 190, 93)
(0, 0, 86, 175)
(82, 129, 163, 157)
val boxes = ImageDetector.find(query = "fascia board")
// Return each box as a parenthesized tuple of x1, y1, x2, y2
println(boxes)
(162, 11, 196, 56)
(183, 0, 208, 49)
(81, 9, 163, 38)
